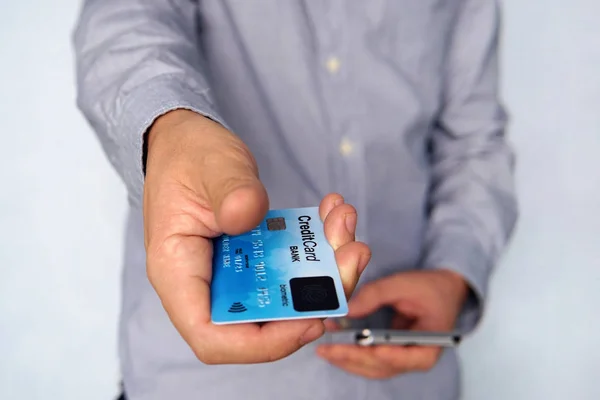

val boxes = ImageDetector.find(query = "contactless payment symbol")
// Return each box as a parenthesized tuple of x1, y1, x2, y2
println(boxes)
(227, 302, 248, 313)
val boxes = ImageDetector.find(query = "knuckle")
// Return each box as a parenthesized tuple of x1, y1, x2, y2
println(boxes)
(202, 138, 257, 173)
(193, 348, 217, 365)
(199, 356, 219, 365)
(333, 203, 357, 219)
(339, 203, 357, 215)
(148, 233, 196, 261)
(145, 262, 160, 286)
(376, 371, 396, 380)
(266, 345, 296, 363)
(358, 242, 372, 260)
(190, 340, 222, 365)
(360, 241, 372, 253)
(146, 234, 200, 283)
(218, 174, 259, 196)
(417, 363, 435, 372)
(415, 354, 438, 372)
(145, 251, 162, 285)
(231, 142, 259, 172)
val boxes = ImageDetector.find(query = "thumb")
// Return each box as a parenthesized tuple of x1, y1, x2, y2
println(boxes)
(146, 110, 269, 236)
(195, 123, 269, 235)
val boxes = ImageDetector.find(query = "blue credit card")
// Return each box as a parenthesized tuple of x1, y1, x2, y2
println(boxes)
(210, 207, 348, 325)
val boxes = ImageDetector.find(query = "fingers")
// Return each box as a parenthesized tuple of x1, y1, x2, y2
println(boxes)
(323, 200, 356, 251)
(196, 319, 325, 364)
(149, 242, 326, 364)
(347, 278, 395, 318)
(147, 232, 326, 364)
(318, 345, 387, 379)
(317, 344, 442, 379)
(199, 138, 269, 235)
(216, 184, 269, 235)
(146, 233, 216, 358)
(326, 359, 390, 380)
(370, 345, 440, 372)
(347, 275, 421, 318)
(318, 271, 461, 378)
(335, 241, 371, 298)
(320, 196, 371, 297)
(324, 318, 341, 332)
(319, 193, 344, 222)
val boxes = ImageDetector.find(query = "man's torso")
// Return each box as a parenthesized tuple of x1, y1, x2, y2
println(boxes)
(120, 1, 463, 399)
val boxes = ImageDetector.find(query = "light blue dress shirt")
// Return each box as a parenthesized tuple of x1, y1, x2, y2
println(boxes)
(73, 1, 518, 399)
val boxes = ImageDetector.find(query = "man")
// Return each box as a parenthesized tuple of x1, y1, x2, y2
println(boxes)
(73, 1, 518, 399)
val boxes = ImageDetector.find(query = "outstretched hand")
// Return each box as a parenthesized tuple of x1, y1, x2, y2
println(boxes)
(143, 110, 371, 364)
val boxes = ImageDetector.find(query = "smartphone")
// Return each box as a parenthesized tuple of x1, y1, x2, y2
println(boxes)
(321, 307, 461, 347)
(324, 328, 461, 347)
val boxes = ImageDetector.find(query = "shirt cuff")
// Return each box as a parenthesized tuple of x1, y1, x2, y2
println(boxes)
(115, 74, 230, 209)
(420, 233, 491, 335)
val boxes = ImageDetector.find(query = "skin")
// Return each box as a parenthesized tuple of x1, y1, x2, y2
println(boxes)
(143, 108, 469, 376)
(318, 269, 469, 379)
(143, 109, 371, 364)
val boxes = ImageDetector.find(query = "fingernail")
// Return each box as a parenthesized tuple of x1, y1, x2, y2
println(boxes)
(300, 323, 324, 345)
(334, 197, 344, 207)
(345, 213, 357, 236)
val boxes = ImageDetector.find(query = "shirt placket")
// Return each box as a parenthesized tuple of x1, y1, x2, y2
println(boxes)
(314, 4, 368, 244)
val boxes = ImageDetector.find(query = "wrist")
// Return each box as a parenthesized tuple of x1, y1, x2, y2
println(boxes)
(432, 269, 469, 309)
(147, 109, 207, 153)
(144, 109, 225, 175)
(143, 109, 257, 192)
(143, 110, 197, 174)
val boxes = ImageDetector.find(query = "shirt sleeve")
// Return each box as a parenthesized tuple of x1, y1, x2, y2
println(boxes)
(73, 0, 228, 208)
(420, 0, 519, 334)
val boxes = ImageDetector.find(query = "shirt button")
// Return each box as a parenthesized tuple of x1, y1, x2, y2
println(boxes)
(339, 137, 354, 156)
(325, 56, 341, 74)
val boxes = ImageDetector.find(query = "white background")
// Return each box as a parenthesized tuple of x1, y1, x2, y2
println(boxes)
(0, 1, 598, 399)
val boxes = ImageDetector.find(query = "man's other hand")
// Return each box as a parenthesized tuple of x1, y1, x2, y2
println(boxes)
(317, 270, 468, 379)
